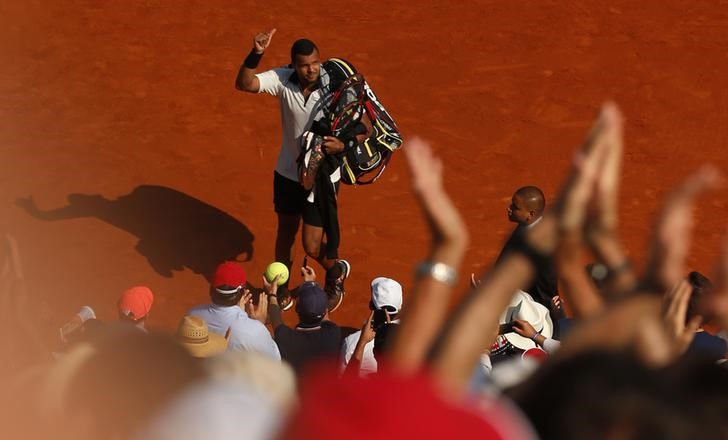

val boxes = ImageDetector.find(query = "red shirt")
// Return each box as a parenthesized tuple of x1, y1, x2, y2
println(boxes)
(281, 365, 533, 439)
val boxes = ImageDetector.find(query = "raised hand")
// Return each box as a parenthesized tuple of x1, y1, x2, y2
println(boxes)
(245, 289, 269, 324)
(662, 279, 701, 356)
(253, 28, 276, 54)
(404, 137, 444, 195)
(549, 104, 623, 317)
(322, 136, 345, 154)
(239, 288, 253, 308)
(589, 102, 624, 236)
(404, 137, 467, 246)
(512, 319, 538, 339)
(263, 275, 280, 297)
(389, 137, 467, 375)
(359, 311, 377, 345)
(556, 104, 614, 235)
(301, 265, 316, 282)
(643, 166, 721, 293)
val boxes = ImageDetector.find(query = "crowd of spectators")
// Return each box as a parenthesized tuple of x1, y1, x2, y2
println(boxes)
(2, 103, 728, 439)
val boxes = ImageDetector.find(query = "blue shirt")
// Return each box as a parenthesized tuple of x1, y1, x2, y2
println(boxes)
(188, 303, 281, 361)
(687, 331, 727, 362)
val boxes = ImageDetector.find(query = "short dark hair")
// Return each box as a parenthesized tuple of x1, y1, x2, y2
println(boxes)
(210, 285, 245, 307)
(290, 39, 318, 64)
(687, 271, 712, 323)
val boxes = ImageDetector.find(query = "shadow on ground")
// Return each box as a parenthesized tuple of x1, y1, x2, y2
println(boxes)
(16, 185, 254, 281)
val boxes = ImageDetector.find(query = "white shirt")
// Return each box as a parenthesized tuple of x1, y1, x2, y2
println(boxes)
(525, 216, 543, 229)
(339, 330, 378, 377)
(257, 67, 323, 182)
(339, 318, 400, 376)
(188, 303, 281, 361)
(542, 338, 560, 354)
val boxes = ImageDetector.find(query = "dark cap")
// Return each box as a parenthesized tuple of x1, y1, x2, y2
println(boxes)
(296, 282, 327, 327)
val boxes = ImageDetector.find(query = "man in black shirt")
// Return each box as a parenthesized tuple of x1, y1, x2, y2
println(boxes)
(496, 186, 558, 311)
(266, 266, 342, 374)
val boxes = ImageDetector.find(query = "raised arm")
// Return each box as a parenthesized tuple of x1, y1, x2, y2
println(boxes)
(642, 166, 720, 294)
(388, 137, 469, 374)
(235, 29, 276, 92)
(584, 106, 637, 295)
(263, 275, 284, 329)
(553, 104, 617, 318)
(431, 104, 619, 393)
(558, 166, 720, 365)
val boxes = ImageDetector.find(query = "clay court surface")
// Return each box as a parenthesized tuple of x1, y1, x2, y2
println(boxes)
(3, 0, 728, 337)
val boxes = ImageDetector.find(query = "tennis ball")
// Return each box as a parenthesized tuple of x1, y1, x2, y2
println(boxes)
(264, 262, 289, 286)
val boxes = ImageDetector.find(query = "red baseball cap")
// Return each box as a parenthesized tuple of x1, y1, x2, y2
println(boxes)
(213, 262, 247, 294)
(117, 286, 154, 320)
(522, 347, 549, 363)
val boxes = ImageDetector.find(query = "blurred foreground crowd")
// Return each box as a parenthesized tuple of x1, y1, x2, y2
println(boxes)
(2, 104, 728, 439)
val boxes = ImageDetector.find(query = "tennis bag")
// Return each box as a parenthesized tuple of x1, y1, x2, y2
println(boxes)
(317, 58, 403, 185)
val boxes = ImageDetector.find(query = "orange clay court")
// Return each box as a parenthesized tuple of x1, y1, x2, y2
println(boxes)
(2, 0, 728, 338)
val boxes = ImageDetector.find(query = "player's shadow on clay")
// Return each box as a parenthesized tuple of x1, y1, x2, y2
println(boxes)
(15, 185, 254, 282)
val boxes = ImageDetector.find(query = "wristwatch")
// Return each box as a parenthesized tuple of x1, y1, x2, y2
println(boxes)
(415, 261, 457, 286)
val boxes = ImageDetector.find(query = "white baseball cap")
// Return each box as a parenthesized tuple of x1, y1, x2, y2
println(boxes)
(370, 277, 403, 313)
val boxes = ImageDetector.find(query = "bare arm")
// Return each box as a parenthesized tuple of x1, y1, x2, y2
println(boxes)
(642, 166, 720, 294)
(344, 312, 376, 377)
(263, 275, 284, 329)
(234, 29, 276, 92)
(388, 138, 469, 375)
(431, 104, 619, 393)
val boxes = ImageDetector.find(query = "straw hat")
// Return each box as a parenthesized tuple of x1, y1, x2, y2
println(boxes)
(499, 290, 554, 350)
(176, 316, 228, 358)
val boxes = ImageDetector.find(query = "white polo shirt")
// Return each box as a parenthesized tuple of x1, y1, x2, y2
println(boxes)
(257, 67, 323, 182)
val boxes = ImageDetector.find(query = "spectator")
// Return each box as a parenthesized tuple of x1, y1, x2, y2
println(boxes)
(189, 261, 280, 360)
(339, 277, 403, 376)
(40, 329, 204, 440)
(117, 285, 154, 331)
(175, 315, 229, 359)
(58, 306, 97, 344)
(266, 265, 341, 374)
(495, 186, 558, 311)
(205, 351, 298, 411)
(684, 271, 727, 361)
(372, 321, 400, 367)
(342, 311, 398, 377)
(283, 137, 535, 439)
(58, 285, 154, 345)
(490, 289, 554, 362)
(137, 378, 282, 440)
(512, 319, 560, 354)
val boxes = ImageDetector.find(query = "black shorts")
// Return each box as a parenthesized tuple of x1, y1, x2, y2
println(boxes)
(272, 171, 339, 228)
(273, 171, 307, 216)
(302, 180, 340, 228)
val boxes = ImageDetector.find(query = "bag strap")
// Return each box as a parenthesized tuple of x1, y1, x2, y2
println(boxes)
(355, 151, 392, 186)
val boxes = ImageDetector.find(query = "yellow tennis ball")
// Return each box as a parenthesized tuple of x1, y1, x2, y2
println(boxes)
(264, 262, 289, 286)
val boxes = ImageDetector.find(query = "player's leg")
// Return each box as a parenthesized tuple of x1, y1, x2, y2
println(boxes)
(301, 222, 334, 270)
(273, 171, 306, 310)
(301, 196, 350, 313)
